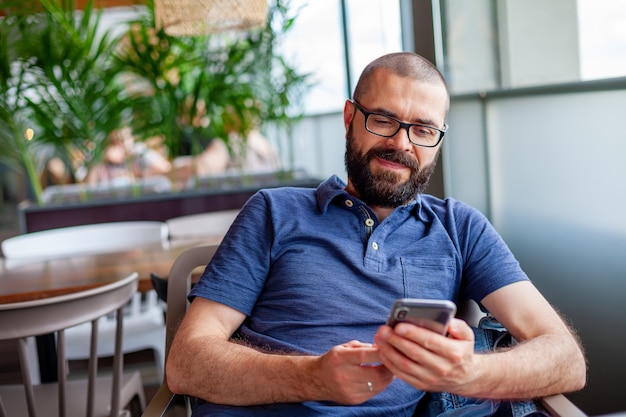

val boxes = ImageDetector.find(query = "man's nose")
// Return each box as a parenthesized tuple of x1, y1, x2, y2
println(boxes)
(385, 126, 413, 151)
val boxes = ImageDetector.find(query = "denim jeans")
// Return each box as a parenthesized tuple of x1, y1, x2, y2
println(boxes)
(417, 316, 551, 417)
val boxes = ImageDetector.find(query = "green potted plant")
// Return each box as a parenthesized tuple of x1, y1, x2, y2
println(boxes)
(1, 0, 316, 232)
(115, 0, 309, 161)
(0, 0, 310, 205)
(0, 0, 132, 203)
(0, 24, 42, 203)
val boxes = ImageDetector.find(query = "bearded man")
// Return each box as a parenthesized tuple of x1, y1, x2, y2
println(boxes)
(166, 52, 586, 417)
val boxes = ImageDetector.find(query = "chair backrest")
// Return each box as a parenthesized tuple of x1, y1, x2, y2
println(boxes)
(1, 221, 169, 260)
(165, 210, 239, 240)
(1, 221, 169, 387)
(163, 245, 219, 361)
(0, 273, 138, 417)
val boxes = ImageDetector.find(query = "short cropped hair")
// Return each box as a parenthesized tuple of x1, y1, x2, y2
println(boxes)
(353, 52, 449, 111)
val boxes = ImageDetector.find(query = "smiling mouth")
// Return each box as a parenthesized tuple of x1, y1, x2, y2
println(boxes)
(374, 156, 408, 170)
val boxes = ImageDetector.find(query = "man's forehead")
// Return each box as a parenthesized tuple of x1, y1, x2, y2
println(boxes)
(361, 74, 448, 121)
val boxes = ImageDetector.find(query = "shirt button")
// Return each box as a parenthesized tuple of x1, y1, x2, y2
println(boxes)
(372, 242, 379, 250)
(345, 199, 353, 207)
(365, 218, 374, 227)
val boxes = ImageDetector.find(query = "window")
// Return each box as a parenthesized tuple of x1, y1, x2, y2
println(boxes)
(441, 0, 626, 94)
(280, 0, 402, 115)
(578, 0, 626, 80)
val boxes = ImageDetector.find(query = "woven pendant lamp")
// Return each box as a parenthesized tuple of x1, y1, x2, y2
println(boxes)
(154, 0, 268, 36)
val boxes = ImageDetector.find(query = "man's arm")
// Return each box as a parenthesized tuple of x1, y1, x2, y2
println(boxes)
(166, 297, 395, 406)
(374, 281, 586, 399)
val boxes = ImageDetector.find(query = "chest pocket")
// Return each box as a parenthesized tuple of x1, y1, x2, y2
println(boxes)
(400, 257, 459, 300)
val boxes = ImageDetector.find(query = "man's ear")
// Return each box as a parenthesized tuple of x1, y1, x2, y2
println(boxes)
(343, 100, 355, 131)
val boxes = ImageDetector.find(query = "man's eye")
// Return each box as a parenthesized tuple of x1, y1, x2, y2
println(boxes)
(372, 116, 394, 127)
(412, 125, 436, 137)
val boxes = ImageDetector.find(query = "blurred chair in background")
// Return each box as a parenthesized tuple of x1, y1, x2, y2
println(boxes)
(1, 221, 170, 381)
(165, 209, 239, 241)
(142, 245, 218, 417)
(151, 210, 238, 304)
(0, 273, 145, 417)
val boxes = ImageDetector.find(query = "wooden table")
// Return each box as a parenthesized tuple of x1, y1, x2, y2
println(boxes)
(0, 237, 220, 382)
(0, 237, 219, 304)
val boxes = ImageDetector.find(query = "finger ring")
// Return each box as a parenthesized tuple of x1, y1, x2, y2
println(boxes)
(367, 381, 373, 392)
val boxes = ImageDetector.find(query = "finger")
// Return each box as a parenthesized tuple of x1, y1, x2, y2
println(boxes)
(376, 325, 452, 385)
(335, 343, 381, 366)
(376, 323, 447, 348)
(328, 358, 394, 404)
(342, 340, 374, 348)
(361, 376, 395, 397)
(376, 333, 447, 390)
(380, 333, 439, 373)
(359, 364, 395, 392)
(359, 349, 385, 366)
(393, 323, 450, 356)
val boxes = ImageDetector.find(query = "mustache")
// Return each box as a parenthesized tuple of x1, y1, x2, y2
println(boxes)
(366, 148, 419, 170)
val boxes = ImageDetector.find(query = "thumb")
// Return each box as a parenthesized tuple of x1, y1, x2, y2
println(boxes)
(447, 318, 474, 342)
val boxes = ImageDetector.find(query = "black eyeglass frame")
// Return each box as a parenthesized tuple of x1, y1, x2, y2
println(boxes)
(351, 100, 448, 148)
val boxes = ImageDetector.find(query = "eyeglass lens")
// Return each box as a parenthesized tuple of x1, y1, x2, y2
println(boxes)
(365, 114, 441, 146)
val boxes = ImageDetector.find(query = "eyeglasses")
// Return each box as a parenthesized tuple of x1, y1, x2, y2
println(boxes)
(351, 100, 447, 148)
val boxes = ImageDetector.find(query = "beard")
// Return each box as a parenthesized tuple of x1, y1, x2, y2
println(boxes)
(344, 123, 439, 208)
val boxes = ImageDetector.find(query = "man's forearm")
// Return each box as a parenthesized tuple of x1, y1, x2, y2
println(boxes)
(467, 281, 587, 399)
(167, 335, 320, 405)
(466, 332, 586, 399)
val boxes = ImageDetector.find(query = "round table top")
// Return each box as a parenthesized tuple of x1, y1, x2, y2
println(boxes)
(0, 237, 219, 304)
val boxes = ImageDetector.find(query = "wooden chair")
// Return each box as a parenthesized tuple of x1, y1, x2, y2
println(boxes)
(141, 245, 219, 417)
(1, 221, 169, 381)
(0, 273, 145, 417)
(1, 221, 169, 259)
(141, 245, 587, 417)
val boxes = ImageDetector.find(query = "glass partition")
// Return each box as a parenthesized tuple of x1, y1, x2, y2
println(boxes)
(440, 0, 626, 94)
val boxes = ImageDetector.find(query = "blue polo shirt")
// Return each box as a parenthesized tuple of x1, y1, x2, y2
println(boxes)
(189, 175, 528, 416)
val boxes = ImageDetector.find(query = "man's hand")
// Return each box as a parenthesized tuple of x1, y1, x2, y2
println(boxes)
(373, 318, 478, 395)
(373, 283, 586, 400)
(169, 298, 396, 406)
(310, 340, 395, 404)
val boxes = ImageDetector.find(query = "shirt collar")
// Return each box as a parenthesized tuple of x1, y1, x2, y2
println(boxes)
(316, 175, 348, 213)
(316, 175, 425, 221)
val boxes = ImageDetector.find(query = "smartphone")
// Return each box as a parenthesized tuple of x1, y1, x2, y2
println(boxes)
(386, 298, 457, 334)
